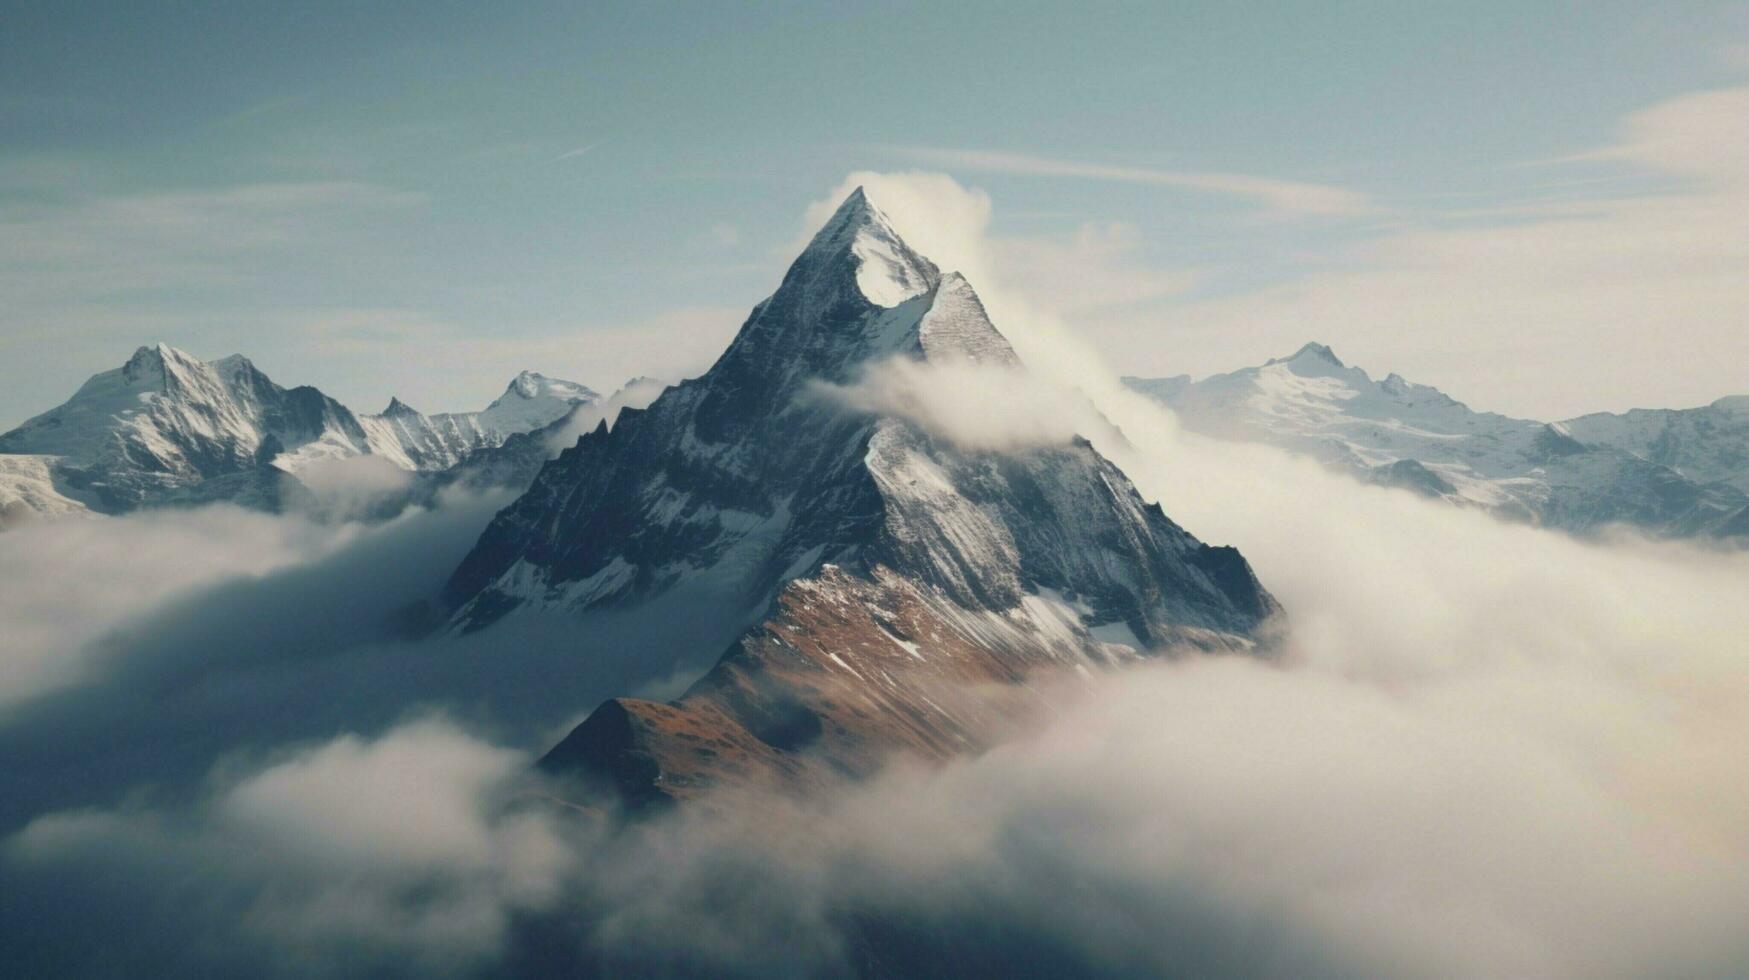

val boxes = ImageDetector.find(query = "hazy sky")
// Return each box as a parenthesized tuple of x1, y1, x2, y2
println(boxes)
(2, 1, 1746, 427)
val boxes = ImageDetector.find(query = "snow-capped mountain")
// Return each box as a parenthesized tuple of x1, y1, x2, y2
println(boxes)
(0, 344, 598, 523)
(448, 188, 1280, 806)
(1563, 397, 1749, 496)
(0, 454, 93, 527)
(347, 371, 601, 472)
(424, 376, 670, 498)
(1126, 344, 1749, 540)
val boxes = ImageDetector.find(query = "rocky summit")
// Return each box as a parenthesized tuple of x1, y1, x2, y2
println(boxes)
(444, 188, 1282, 807)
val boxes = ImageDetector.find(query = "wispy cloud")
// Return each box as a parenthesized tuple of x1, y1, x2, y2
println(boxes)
(0, 177, 431, 427)
(1127, 81, 1749, 418)
(548, 139, 605, 164)
(994, 221, 1203, 313)
(210, 95, 308, 129)
(695, 222, 740, 248)
(882, 146, 1377, 217)
(0, 180, 426, 297)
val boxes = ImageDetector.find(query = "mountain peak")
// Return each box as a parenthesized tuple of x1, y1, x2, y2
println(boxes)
(689, 189, 950, 411)
(382, 396, 420, 417)
(121, 342, 204, 388)
(917, 272, 1020, 366)
(122, 345, 164, 377)
(817, 185, 877, 236)
(793, 187, 937, 310)
(125, 342, 172, 367)
(1264, 342, 1344, 370)
(153, 341, 201, 360)
(495, 371, 597, 405)
(207, 353, 255, 372)
(1291, 342, 1342, 366)
(837, 183, 872, 214)
(507, 371, 546, 399)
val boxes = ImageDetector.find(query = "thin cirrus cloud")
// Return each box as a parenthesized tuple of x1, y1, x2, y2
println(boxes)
(548, 139, 605, 164)
(0, 180, 426, 280)
(870, 76, 1749, 420)
(1114, 80, 1749, 419)
(882, 145, 1378, 217)
(1511, 85, 1749, 179)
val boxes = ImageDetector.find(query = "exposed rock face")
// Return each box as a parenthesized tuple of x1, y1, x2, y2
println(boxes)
(446, 188, 1281, 805)
(1126, 345, 1749, 541)
(539, 562, 1269, 809)
(418, 377, 672, 503)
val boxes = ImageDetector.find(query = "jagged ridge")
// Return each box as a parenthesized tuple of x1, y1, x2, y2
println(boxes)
(445, 188, 1282, 805)
(1125, 344, 1749, 539)
(0, 345, 599, 517)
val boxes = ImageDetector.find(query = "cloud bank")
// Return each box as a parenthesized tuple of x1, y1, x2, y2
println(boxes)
(1, 169, 1746, 977)
(9, 718, 571, 977)
(0, 504, 357, 707)
(812, 358, 1115, 453)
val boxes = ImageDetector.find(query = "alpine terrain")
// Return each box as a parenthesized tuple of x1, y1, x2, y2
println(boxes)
(0, 345, 600, 525)
(444, 188, 1282, 807)
(1127, 344, 1749, 540)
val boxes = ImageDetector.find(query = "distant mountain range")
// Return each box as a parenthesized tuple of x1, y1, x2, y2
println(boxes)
(1127, 343, 1749, 541)
(0, 342, 666, 527)
(14, 325, 1740, 549)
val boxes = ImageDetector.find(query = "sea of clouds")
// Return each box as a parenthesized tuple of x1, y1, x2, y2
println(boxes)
(2, 172, 1745, 978)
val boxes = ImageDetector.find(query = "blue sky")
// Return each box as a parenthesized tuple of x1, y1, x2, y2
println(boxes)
(3, 1, 1746, 426)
